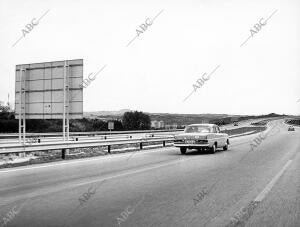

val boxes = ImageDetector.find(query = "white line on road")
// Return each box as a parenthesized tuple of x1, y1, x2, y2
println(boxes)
(72, 158, 188, 187)
(0, 147, 173, 174)
(225, 159, 293, 227)
(0, 157, 191, 206)
(254, 159, 292, 202)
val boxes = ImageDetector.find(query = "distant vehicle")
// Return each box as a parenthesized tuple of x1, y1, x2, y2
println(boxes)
(288, 126, 295, 131)
(234, 122, 238, 126)
(174, 124, 229, 154)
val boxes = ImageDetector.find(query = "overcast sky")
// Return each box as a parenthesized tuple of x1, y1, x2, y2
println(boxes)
(0, 0, 299, 115)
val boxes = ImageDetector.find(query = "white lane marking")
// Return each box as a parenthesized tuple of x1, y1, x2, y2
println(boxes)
(254, 159, 292, 202)
(0, 158, 189, 205)
(229, 131, 256, 138)
(0, 147, 173, 174)
(224, 159, 293, 227)
(72, 158, 187, 187)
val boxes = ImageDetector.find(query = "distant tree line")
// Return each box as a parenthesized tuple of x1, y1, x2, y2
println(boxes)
(0, 102, 286, 132)
(0, 105, 151, 133)
(122, 111, 151, 130)
(286, 119, 300, 126)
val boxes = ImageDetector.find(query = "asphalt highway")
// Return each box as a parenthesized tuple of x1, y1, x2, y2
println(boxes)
(0, 120, 299, 227)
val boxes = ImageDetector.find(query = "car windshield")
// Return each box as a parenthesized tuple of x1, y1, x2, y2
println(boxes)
(184, 125, 212, 133)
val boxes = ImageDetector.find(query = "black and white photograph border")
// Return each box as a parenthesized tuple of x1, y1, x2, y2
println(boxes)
(0, 0, 300, 226)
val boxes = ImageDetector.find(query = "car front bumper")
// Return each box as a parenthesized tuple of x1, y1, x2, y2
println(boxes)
(174, 143, 211, 148)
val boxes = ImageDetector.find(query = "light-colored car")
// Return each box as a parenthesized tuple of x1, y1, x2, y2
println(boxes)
(174, 124, 229, 154)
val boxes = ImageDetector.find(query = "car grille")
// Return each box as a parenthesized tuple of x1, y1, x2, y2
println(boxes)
(196, 140, 208, 144)
(185, 140, 195, 144)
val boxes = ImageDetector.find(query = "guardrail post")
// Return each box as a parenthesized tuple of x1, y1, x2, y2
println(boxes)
(108, 145, 111, 154)
(62, 149, 66, 159)
(140, 142, 143, 150)
(163, 141, 166, 147)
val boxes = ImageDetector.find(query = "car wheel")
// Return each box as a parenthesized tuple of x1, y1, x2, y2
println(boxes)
(180, 147, 187, 155)
(210, 144, 216, 154)
(223, 143, 228, 151)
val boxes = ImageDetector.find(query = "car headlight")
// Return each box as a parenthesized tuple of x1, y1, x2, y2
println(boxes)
(196, 139, 208, 144)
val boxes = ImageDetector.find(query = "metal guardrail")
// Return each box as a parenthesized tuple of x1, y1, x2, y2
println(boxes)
(0, 136, 175, 159)
(0, 134, 139, 145)
(0, 129, 183, 139)
(0, 125, 266, 161)
(0, 132, 179, 146)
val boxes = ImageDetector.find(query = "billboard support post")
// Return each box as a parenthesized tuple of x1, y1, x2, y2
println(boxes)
(19, 68, 26, 144)
(63, 61, 70, 141)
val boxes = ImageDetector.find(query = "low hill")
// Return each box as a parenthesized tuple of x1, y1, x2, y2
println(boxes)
(85, 110, 287, 126)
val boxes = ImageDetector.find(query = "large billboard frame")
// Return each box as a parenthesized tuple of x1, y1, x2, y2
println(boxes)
(15, 59, 83, 143)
